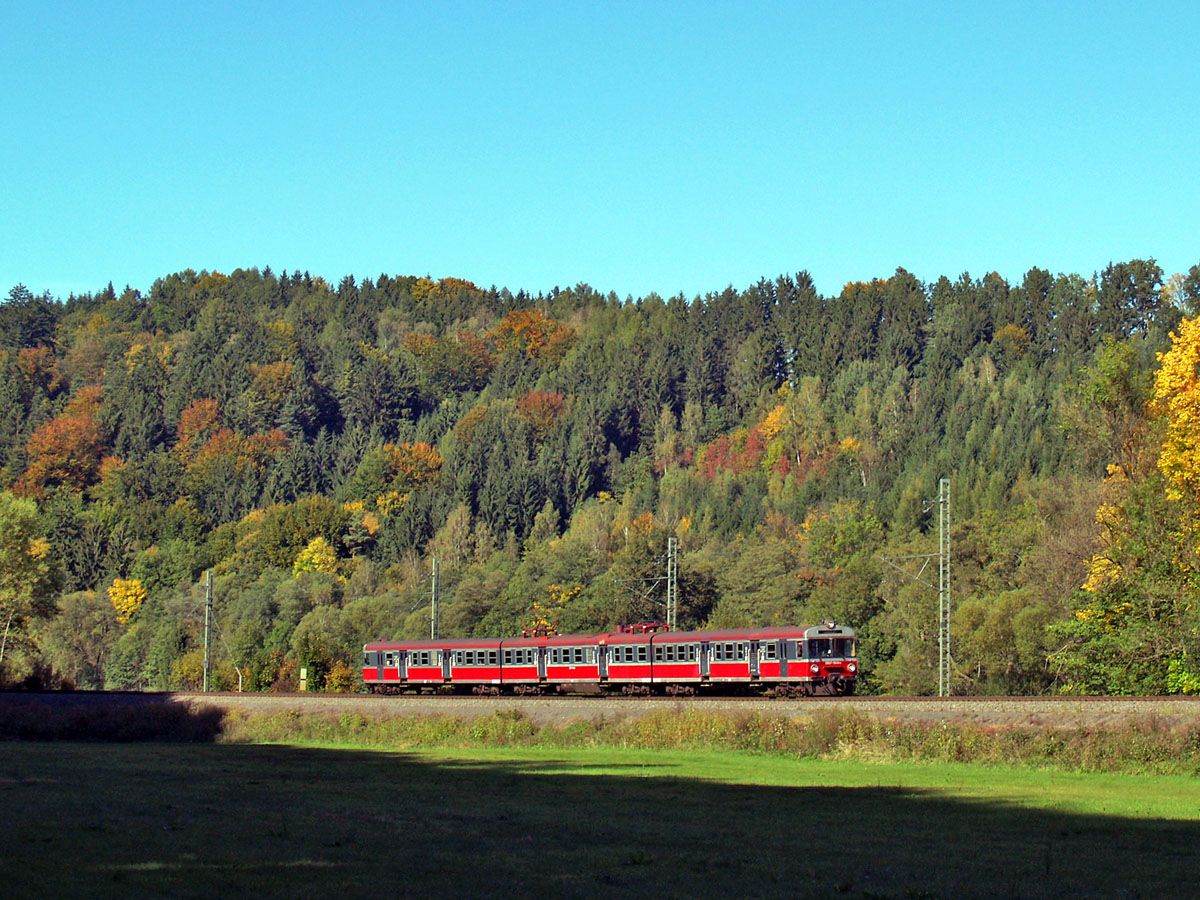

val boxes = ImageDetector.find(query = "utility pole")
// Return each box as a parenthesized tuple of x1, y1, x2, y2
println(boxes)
(878, 477, 952, 697)
(430, 556, 440, 640)
(937, 477, 951, 699)
(665, 536, 678, 630)
(202, 569, 213, 692)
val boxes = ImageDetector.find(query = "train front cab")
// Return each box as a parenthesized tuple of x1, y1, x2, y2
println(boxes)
(798, 624, 858, 695)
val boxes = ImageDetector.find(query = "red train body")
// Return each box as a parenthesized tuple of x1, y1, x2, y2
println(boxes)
(362, 623, 857, 696)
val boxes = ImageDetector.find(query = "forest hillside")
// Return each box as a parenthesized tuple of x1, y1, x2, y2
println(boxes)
(2, 261, 1199, 694)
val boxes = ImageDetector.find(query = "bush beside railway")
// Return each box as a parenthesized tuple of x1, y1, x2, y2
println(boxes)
(217, 707, 1200, 776)
(5, 695, 1199, 775)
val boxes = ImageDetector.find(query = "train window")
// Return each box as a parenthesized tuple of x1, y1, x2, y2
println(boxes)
(637, 646, 648, 663)
(714, 643, 747, 662)
(760, 643, 777, 661)
(809, 639, 842, 658)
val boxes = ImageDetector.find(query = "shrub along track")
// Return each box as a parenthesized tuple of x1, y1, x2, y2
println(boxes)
(162, 691, 1200, 731)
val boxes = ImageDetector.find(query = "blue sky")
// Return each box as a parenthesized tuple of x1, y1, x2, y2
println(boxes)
(2, 1, 1197, 301)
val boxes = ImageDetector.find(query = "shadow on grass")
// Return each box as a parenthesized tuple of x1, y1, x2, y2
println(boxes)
(0, 691, 225, 741)
(2, 740, 1198, 898)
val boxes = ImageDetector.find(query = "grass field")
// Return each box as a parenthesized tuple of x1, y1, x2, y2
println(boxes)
(4, 740, 1200, 898)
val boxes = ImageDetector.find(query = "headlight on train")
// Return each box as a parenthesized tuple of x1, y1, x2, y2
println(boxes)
(809, 663, 819, 674)
(847, 662, 857, 673)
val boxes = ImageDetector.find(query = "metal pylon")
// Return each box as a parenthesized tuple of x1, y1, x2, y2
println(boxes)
(937, 477, 951, 698)
(666, 536, 678, 630)
(877, 476, 952, 696)
(430, 556, 440, 640)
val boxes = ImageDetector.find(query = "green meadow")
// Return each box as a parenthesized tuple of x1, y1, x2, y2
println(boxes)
(4, 740, 1199, 898)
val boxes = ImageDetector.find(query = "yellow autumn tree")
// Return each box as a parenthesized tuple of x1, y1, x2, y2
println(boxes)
(293, 536, 338, 577)
(108, 578, 147, 625)
(1152, 315, 1200, 508)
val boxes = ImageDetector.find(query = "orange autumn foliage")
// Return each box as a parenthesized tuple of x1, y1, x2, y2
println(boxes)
(491, 309, 574, 361)
(383, 441, 443, 488)
(176, 398, 221, 454)
(15, 346, 65, 397)
(15, 386, 106, 496)
(516, 389, 566, 434)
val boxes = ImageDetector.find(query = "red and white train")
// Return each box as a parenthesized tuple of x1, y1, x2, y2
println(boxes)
(362, 622, 858, 696)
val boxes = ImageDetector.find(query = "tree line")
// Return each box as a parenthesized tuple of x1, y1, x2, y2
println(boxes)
(1, 259, 1198, 693)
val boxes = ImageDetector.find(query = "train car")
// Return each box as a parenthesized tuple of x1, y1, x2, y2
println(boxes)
(600, 627, 655, 689)
(363, 622, 857, 695)
(499, 635, 544, 691)
(543, 633, 603, 684)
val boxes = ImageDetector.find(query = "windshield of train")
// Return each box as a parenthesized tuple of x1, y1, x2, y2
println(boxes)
(806, 638, 854, 658)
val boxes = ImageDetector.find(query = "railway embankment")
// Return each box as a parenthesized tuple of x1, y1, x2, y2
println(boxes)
(6, 691, 1200, 774)
(170, 691, 1200, 730)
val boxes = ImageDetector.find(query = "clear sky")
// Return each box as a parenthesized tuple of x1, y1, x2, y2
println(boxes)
(2, 1, 1197, 301)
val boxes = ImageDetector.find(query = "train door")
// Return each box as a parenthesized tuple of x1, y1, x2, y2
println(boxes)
(597, 645, 608, 679)
(537, 647, 547, 681)
(397, 650, 407, 681)
(749, 641, 760, 679)
(699, 643, 710, 679)
(440, 650, 451, 682)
